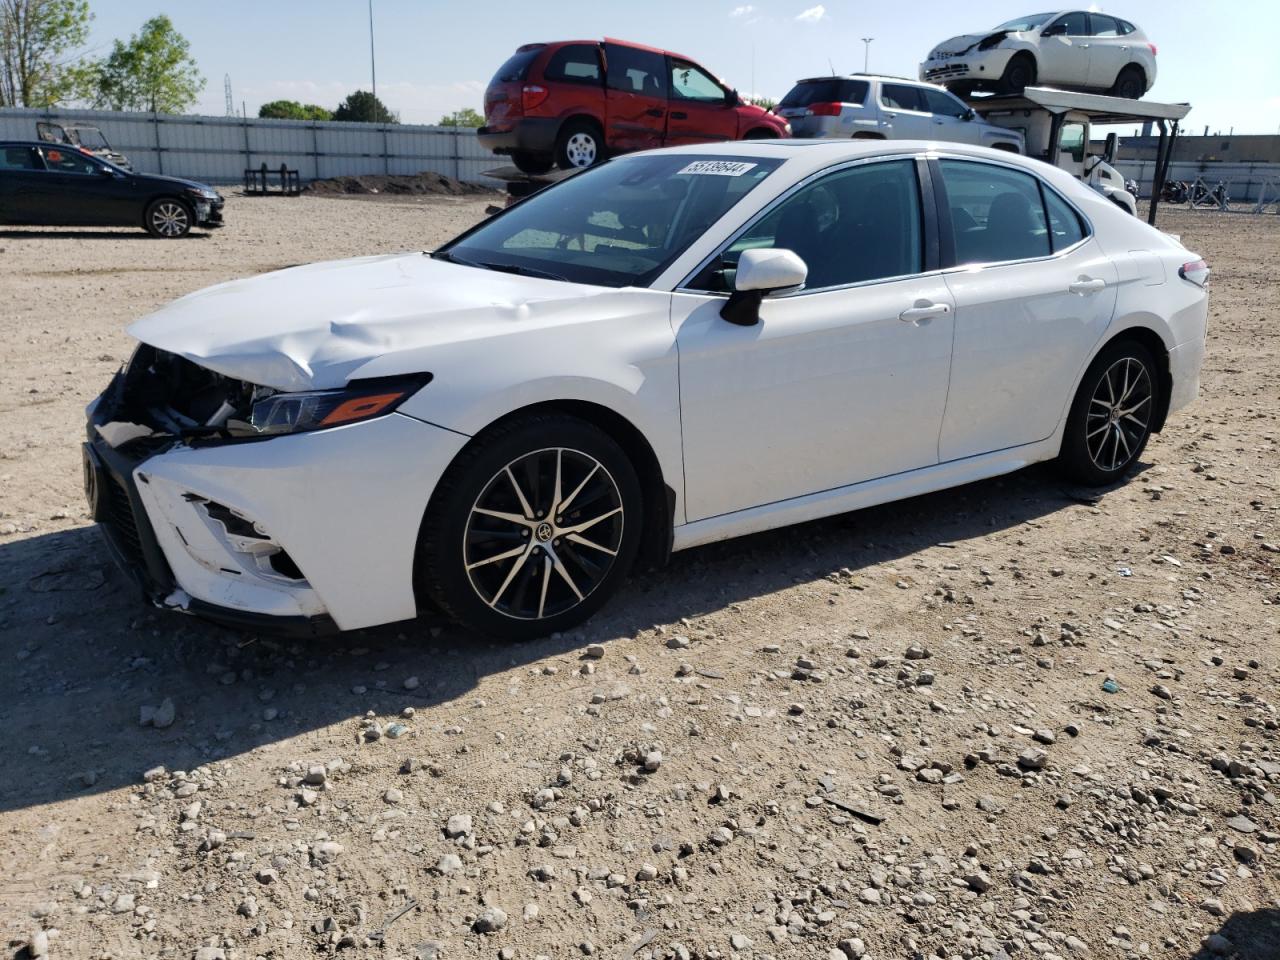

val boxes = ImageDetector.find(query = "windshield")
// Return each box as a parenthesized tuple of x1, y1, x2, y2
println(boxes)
(992, 12, 1054, 31)
(437, 154, 784, 288)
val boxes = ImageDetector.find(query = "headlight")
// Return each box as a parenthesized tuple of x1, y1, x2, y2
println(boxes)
(243, 374, 432, 437)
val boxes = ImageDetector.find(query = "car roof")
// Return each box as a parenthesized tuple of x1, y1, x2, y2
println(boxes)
(521, 37, 696, 63)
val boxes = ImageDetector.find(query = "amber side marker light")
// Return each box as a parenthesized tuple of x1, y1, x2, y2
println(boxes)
(319, 392, 410, 426)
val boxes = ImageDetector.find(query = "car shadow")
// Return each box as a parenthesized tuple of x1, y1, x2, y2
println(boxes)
(0, 230, 211, 240)
(1187, 908, 1280, 959)
(0, 460, 1129, 815)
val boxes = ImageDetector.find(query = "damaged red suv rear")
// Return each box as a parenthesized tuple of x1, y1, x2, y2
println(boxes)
(478, 38, 789, 174)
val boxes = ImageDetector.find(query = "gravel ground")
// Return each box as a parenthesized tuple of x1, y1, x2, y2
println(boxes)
(0, 195, 1277, 960)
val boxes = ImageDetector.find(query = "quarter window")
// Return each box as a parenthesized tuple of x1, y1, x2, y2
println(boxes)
(605, 43, 668, 98)
(1042, 186, 1085, 251)
(544, 44, 601, 84)
(880, 83, 925, 112)
(940, 160, 1050, 265)
(670, 61, 725, 102)
(693, 159, 923, 291)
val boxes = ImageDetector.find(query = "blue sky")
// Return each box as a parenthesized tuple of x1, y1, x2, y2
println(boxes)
(87, 1, 1280, 133)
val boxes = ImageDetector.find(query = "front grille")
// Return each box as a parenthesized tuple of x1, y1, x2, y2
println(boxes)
(924, 64, 970, 80)
(102, 472, 146, 570)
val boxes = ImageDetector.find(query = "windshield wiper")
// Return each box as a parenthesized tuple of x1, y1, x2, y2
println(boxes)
(431, 250, 567, 282)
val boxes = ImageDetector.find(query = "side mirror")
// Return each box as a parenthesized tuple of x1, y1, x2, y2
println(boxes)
(1103, 132, 1118, 164)
(964, 108, 977, 121)
(720, 248, 808, 326)
(1041, 24, 1065, 37)
(98, 165, 116, 176)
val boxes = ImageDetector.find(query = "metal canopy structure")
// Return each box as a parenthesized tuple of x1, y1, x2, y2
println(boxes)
(967, 87, 1193, 226)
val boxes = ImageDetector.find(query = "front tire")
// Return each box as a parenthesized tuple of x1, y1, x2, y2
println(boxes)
(418, 414, 643, 640)
(145, 198, 193, 238)
(998, 54, 1036, 94)
(555, 119, 603, 170)
(1058, 340, 1159, 486)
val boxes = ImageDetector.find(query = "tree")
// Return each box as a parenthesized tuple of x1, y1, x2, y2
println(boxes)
(259, 99, 331, 121)
(745, 95, 778, 112)
(333, 89, 396, 124)
(0, 0, 92, 107)
(92, 14, 203, 113)
(438, 107, 483, 128)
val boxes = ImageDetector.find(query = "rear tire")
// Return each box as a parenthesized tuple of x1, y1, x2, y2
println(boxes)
(555, 119, 604, 170)
(144, 197, 192, 238)
(417, 414, 643, 641)
(511, 152, 553, 175)
(998, 54, 1036, 94)
(1058, 339, 1159, 486)
(1110, 65, 1145, 99)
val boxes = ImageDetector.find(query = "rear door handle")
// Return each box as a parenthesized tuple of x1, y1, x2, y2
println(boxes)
(899, 302, 951, 323)
(646, 108, 665, 117)
(1068, 277, 1106, 294)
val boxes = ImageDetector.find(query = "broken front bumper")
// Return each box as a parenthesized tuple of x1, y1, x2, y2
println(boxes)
(85, 392, 469, 635)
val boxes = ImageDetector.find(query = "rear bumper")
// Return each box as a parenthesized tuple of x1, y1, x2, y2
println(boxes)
(1167, 332, 1206, 415)
(477, 118, 560, 157)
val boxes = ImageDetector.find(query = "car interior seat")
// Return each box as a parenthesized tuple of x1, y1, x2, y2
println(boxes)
(982, 191, 1040, 261)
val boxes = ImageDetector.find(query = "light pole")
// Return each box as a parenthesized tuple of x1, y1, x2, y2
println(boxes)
(368, 0, 377, 108)
(861, 37, 874, 73)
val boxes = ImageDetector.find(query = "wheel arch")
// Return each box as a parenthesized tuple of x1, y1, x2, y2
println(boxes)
(416, 399, 675, 595)
(744, 126, 779, 140)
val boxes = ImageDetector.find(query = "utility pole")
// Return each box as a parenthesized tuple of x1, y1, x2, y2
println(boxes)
(368, 0, 378, 110)
(861, 37, 874, 73)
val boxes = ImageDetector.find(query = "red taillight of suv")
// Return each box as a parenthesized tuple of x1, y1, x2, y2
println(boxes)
(1179, 258, 1209, 287)
(521, 84, 550, 112)
(805, 102, 843, 117)
(1147, 43, 1158, 56)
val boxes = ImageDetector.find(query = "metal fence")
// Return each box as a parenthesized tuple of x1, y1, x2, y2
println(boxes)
(1117, 159, 1280, 203)
(0, 106, 498, 186)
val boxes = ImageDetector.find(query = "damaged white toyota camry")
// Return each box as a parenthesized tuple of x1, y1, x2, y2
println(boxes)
(85, 140, 1208, 639)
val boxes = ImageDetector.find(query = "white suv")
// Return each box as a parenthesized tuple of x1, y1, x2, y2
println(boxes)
(920, 11, 1157, 99)
(778, 75, 1025, 153)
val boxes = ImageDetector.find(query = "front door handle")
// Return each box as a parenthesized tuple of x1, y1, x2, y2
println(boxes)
(898, 302, 951, 323)
(1068, 277, 1106, 294)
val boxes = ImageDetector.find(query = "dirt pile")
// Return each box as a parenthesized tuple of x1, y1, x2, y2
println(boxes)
(302, 171, 497, 198)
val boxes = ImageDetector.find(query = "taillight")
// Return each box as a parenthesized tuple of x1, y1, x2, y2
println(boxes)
(521, 84, 549, 112)
(1147, 43, 1158, 56)
(1178, 258, 1209, 287)
(805, 102, 843, 117)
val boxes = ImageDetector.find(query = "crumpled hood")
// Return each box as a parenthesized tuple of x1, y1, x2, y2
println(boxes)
(933, 30, 1014, 55)
(128, 253, 631, 391)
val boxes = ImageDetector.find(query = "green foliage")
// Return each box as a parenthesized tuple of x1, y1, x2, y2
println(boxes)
(438, 107, 483, 128)
(0, 0, 93, 107)
(259, 99, 332, 121)
(92, 14, 204, 113)
(745, 95, 778, 112)
(332, 89, 397, 124)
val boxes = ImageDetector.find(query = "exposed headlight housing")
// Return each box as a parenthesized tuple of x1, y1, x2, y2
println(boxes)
(236, 374, 432, 438)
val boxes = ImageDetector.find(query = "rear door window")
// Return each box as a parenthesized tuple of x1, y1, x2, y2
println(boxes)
(605, 44, 668, 98)
(880, 83, 926, 112)
(1088, 14, 1121, 37)
(544, 44, 601, 84)
(940, 159, 1051, 265)
(0, 146, 43, 170)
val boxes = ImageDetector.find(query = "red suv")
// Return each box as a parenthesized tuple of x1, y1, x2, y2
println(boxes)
(479, 38, 790, 174)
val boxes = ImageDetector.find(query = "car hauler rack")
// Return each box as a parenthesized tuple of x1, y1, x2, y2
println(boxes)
(964, 86, 1191, 226)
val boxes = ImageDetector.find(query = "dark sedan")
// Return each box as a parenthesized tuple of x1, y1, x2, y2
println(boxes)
(0, 141, 223, 238)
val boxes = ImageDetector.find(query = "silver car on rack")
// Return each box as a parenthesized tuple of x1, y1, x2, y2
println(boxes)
(778, 74, 1024, 153)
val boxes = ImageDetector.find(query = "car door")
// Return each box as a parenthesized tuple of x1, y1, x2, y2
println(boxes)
(603, 42, 668, 152)
(933, 157, 1118, 462)
(1085, 13, 1128, 89)
(0, 146, 51, 223)
(1037, 11, 1092, 86)
(920, 87, 978, 144)
(665, 58, 739, 145)
(37, 147, 134, 225)
(671, 157, 956, 522)
(877, 83, 934, 139)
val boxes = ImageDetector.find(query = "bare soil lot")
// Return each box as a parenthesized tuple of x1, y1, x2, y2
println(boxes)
(0, 196, 1277, 960)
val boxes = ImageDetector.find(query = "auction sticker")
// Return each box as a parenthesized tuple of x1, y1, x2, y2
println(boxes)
(677, 160, 758, 177)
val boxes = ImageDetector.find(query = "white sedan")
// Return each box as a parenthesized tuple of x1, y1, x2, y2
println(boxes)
(85, 140, 1208, 640)
(921, 10, 1157, 98)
